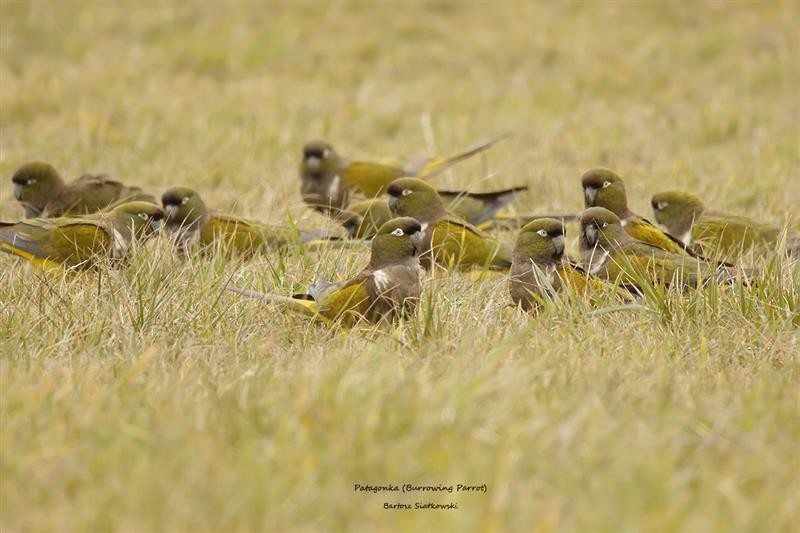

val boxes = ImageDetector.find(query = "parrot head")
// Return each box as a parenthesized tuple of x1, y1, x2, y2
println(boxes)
(11, 162, 65, 214)
(161, 187, 208, 229)
(581, 168, 629, 216)
(514, 218, 566, 263)
(651, 190, 706, 241)
(299, 140, 345, 209)
(386, 178, 447, 223)
(301, 140, 340, 176)
(370, 217, 424, 267)
(340, 198, 392, 239)
(580, 207, 627, 250)
(109, 201, 165, 240)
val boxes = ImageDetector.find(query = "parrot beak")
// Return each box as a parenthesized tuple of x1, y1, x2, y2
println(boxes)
(387, 195, 397, 212)
(13, 184, 23, 201)
(585, 187, 597, 205)
(164, 204, 177, 220)
(306, 156, 320, 171)
(150, 218, 163, 234)
(583, 225, 597, 246)
(551, 234, 565, 256)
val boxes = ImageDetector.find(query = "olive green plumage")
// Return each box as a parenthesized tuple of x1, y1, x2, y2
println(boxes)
(339, 199, 394, 239)
(510, 218, 632, 311)
(230, 217, 423, 326)
(651, 190, 800, 260)
(161, 187, 333, 257)
(299, 133, 510, 213)
(339, 186, 528, 239)
(0, 201, 163, 269)
(479, 212, 579, 231)
(581, 168, 687, 254)
(386, 177, 512, 270)
(11, 161, 155, 218)
(578, 207, 749, 290)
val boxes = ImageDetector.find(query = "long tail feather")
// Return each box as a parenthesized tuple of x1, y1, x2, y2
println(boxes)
(417, 132, 513, 178)
(227, 285, 332, 324)
(0, 242, 63, 270)
(298, 228, 341, 244)
(437, 185, 528, 202)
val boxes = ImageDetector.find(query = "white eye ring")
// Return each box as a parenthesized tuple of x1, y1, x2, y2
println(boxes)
(536, 229, 548, 237)
(657, 202, 668, 210)
(602, 181, 611, 188)
(391, 228, 404, 236)
(138, 212, 149, 220)
(601, 221, 608, 228)
(401, 189, 413, 196)
(181, 197, 190, 205)
(322, 149, 330, 158)
(27, 179, 37, 185)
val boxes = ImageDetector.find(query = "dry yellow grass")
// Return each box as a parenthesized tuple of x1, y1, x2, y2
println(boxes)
(1, 2, 799, 532)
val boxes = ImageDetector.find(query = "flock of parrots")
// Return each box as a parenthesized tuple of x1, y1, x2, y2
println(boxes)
(2, 133, 798, 325)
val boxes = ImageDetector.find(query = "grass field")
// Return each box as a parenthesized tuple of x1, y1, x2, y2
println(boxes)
(1, 2, 799, 531)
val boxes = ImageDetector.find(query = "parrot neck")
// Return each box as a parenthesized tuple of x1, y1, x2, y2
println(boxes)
(111, 228, 130, 259)
(512, 250, 559, 268)
(51, 176, 66, 193)
(167, 205, 207, 232)
(417, 201, 447, 224)
(107, 215, 138, 256)
(584, 247, 611, 276)
(677, 203, 706, 238)
(369, 250, 418, 270)
(368, 231, 420, 269)
(619, 206, 636, 221)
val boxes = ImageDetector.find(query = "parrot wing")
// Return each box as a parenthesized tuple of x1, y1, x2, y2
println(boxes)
(0, 218, 112, 269)
(430, 217, 512, 270)
(557, 262, 637, 302)
(694, 212, 782, 257)
(477, 212, 579, 231)
(104, 192, 158, 211)
(625, 216, 687, 254)
(201, 215, 264, 254)
(207, 213, 340, 250)
(200, 214, 299, 254)
(611, 241, 705, 288)
(314, 274, 373, 324)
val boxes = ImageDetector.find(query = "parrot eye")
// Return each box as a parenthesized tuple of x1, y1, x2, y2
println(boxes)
(657, 201, 668, 210)
(391, 228, 405, 236)
(138, 212, 150, 220)
(601, 221, 608, 228)
(26, 179, 37, 185)
(401, 189, 413, 197)
(602, 180, 611, 188)
(322, 149, 330, 158)
(536, 229, 547, 237)
(181, 197, 190, 205)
